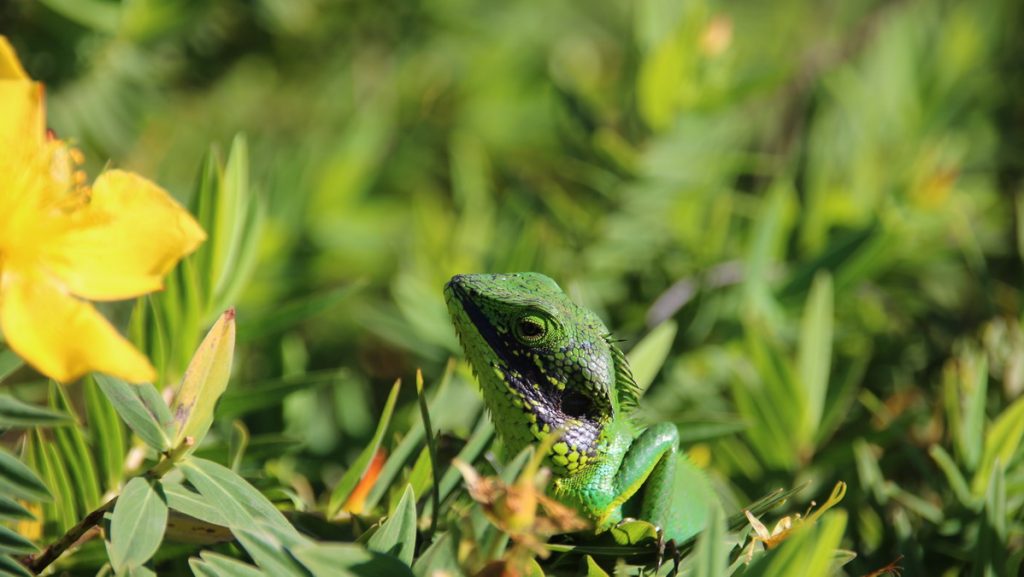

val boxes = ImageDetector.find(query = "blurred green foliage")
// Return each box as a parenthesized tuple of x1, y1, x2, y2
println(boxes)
(2, 0, 1024, 574)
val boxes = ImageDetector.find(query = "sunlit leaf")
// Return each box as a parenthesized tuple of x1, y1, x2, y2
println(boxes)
(108, 477, 168, 573)
(626, 319, 677, 395)
(328, 379, 401, 517)
(366, 484, 417, 565)
(797, 272, 833, 441)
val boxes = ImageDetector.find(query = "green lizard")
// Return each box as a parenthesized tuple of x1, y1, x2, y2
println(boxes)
(444, 272, 714, 544)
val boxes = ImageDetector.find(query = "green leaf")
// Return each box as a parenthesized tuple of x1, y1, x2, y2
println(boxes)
(164, 483, 230, 527)
(327, 379, 401, 517)
(949, 348, 987, 472)
(292, 543, 415, 577)
(228, 420, 249, 472)
(171, 309, 237, 450)
(0, 350, 24, 384)
(36, 0, 119, 32)
(49, 381, 102, 514)
(607, 520, 659, 546)
(676, 416, 748, 444)
(0, 395, 70, 428)
(692, 500, 727, 577)
(84, 376, 127, 492)
(234, 529, 308, 577)
(412, 530, 459, 577)
(0, 496, 33, 521)
(742, 511, 848, 577)
(582, 556, 610, 577)
(366, 484, 417, 566)
(0, 447, 50, 502)
(797, 272, 833, 441)
(0, 553, 33, 577)
(126, 566, 157, 577)
(928, 445, 978, 509)
(974, 460, 1008, 576)
(0, 525, 35, 555)
(95, 374, 173, 451)
(972, 394, 1024, 495)
(237, 284, 361, 344)
(422, 415, 494, 520)
(190, 552, 266, 577)
(40, 439, 77, 531)
(626, 319, 677, 395)
(108, 477, 168, 574)
(364, 363, 456, 512)
(180, 457, 297, 539)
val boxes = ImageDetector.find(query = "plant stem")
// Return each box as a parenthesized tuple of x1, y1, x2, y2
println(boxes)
(18, 437, 194, 574)
(20, 497, 116, 575)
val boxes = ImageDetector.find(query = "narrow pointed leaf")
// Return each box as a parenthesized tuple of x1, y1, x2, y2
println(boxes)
(48, 381, 102, 514)
(972, 395, 1024, 495)
(0, 447, 50, 502)
(0, 497, 32, 521)
(84, 376, 126, 491)
(0, 395, 70, 427)
(366, 484, 417, 565)
(0, 525, 35, 555)
(692, 499, 726, 577)
(626, 320, 677, 395)
(327, 379, 401, 517)
(0, 554, 33, 577)
(797, 272, 833, 440)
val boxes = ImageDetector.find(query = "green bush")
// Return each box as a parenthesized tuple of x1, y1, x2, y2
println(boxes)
(1, 0, 1022, 574)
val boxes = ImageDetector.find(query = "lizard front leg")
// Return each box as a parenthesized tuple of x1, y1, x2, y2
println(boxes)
(598, 422, 680, 533)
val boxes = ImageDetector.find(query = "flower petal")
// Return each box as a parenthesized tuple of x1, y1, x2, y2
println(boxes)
(0, 37, 43, 154)
(0, 272, 157, 383)
(45, 169, 206, 301)
(0, 37, 29, 80)
(0, 79, 43, 152)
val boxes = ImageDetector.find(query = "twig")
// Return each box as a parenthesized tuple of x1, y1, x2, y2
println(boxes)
(19, 436, 194, 574)
(20, 497, 116, 574)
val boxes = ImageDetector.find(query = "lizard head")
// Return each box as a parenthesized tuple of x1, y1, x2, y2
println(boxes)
(445, 273, 638, 451)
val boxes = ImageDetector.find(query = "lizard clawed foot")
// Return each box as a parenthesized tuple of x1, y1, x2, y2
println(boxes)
(665, 538, 682, 577)
(650, 527, 682, 577)
(653, 525, 666, 573)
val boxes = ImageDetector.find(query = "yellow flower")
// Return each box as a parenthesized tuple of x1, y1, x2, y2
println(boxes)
(0, 37, 205, 383)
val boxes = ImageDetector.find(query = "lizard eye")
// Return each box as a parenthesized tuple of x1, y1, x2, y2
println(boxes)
(513, 314, 548, 344)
